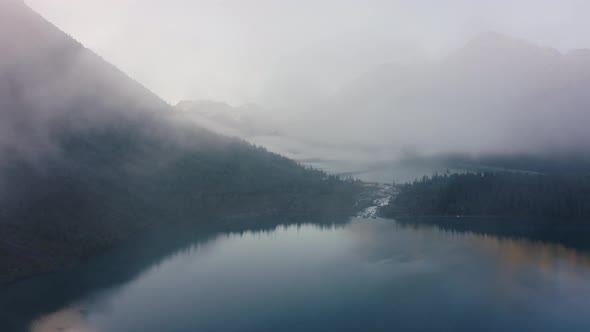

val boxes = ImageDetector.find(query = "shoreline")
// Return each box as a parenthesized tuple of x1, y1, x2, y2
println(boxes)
(390, 215, 590, 251)
(1, 207, 361, 288)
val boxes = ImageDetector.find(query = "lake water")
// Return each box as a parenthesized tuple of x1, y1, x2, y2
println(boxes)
(3, 218, 590, 332)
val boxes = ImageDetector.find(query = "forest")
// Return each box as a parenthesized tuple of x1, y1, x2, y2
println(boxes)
(380, 172, 590, 221)
(0, 109, 363, 285)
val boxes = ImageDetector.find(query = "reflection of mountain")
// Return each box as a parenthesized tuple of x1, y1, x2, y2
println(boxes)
(394, 216, 590, 251)
(1, 218, 349, 332)
(470, 234, 590, 276)
(348, 219, 590, 296)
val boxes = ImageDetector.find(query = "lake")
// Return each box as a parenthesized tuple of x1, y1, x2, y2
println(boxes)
(2, 217, 590, 332)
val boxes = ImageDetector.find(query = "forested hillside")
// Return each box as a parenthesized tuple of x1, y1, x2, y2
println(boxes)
(0, 1, 362, 284)
(381, 172, 590, 220)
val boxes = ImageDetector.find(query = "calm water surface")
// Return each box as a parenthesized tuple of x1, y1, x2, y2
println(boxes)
(4, 218, 590, 332)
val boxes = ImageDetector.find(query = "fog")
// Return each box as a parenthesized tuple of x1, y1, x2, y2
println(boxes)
(8, 0, 590, 181)
(1, 1, 164, 165)
(26, 0, 590, 105)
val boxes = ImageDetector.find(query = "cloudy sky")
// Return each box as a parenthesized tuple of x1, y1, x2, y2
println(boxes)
(25, 0, 590, 107)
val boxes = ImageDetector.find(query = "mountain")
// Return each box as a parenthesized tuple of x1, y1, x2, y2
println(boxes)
(0, 1, 362, 284)
(196, 32, 590, 182)
(0, 0, 169, 157)
(175, 100, 280, 137)
(322, 32, 590, 158)
(173, 100, 405, 183)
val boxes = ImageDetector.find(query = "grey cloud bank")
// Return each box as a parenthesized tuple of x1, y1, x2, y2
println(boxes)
(25, 0, 590, 106)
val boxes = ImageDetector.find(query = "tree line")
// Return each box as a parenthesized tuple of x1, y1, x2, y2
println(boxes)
(380, 172, 590, 221)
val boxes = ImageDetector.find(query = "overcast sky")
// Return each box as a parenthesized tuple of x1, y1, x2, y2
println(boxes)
(25, 0, 590, 106)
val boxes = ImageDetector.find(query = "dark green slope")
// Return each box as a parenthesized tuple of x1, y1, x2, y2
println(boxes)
(0, 1, 362, 284)
(381, 172, 590, 220)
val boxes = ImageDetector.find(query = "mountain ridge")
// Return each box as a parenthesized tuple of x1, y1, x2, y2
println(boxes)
(318, 31, 590, 157)
(0, 1, 362, 286)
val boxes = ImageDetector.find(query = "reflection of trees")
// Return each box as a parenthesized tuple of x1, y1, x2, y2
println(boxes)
(383, 172, 590, 220)
(0, 217, 349, 332)
(469, 233, 590, 275)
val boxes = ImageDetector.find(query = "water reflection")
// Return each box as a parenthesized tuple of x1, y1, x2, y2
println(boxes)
(0, 219, 348, 332)
(468, 233, 590, 274)
(30, 306, 96, 332)
(5, 218, 590, 332)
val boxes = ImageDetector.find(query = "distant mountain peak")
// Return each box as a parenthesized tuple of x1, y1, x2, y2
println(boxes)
(454, 31, 560, 65)
(467, 31, 517, 45)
